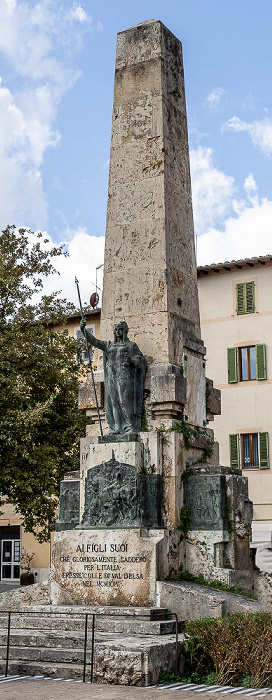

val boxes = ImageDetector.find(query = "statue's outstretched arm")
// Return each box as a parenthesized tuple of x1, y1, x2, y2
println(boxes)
(80, 317, 106, 351)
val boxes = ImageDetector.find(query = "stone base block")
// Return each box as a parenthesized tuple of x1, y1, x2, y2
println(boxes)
(50, 528, 165, 607)
(156, 580, 263, 620)
(80, 437, 143, 473)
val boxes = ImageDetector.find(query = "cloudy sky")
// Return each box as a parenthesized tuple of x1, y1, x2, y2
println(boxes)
(1, 0, 272, 305)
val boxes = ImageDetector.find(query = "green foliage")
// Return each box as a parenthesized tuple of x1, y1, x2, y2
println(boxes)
(158, 668, 217, 686)
(157, 414, 214, 455)
(0, 225, 88, 541)
(166, 567, 244, 595)
(182, 613, 272, 688)
(20, 549, 35, 574)
(158, 669, 183, 684)
(179, 505, 191, 535)
(141, 405, 148, 432)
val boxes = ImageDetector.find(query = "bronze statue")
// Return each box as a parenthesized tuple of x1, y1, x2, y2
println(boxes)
(81, 319, 146, 436)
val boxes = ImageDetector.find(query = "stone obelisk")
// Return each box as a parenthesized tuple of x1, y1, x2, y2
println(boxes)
(102, 20, 200, 360)
(100, 20, 205, 428)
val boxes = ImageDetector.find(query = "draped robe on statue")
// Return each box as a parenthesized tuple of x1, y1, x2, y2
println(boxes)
(84, 325, 146, 435)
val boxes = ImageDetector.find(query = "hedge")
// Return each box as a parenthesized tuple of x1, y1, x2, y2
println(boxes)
(182, 613, 272, 688)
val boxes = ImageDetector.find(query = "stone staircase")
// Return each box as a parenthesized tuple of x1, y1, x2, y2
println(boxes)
(0, 605, 182, 685)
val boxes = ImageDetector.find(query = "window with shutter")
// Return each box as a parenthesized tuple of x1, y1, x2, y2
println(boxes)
(256, 344, 266, 380)
(245, 281, 255, 313)
(236, 282, 255, 315)
(236, 344, 266, 381)
(236, 283, 245, 314)
(259, 432, 269, 469)
(227, 348, 237, 383)
(229, 434, 240, 469)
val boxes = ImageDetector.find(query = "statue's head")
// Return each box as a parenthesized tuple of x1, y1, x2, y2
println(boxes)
(114, 320, 129, 343)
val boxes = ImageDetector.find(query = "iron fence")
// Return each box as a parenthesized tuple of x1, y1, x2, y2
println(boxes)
(0, 608, 180, 682)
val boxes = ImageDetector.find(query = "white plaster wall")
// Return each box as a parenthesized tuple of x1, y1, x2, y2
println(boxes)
(198, 262, 272, 561)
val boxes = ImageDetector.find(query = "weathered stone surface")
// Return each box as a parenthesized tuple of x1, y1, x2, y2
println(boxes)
(50, 529, 165, 606)
(0, 611, 182, 684)
(78, 372, 104, 410)
(206, 376, 221, 418)
(0, 582, 49, 611)
(156, 580, 265, 620)
(99, 19, 203, 414)
(150, 364, 187, 406)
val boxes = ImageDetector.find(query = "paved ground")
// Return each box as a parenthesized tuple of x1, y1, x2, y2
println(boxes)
(0, 582, 20, 593)
(0, 678, 271, 700)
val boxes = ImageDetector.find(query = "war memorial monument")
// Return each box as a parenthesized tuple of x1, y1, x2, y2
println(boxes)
(0, 20, 272, 685)
(52, 19, 255, 612)
(3, 18, 270, 685)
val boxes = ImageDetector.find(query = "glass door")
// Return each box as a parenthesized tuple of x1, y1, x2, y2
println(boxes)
(1, 540, 20, 580)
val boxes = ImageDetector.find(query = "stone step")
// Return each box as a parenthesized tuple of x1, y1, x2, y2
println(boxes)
(0, 633, 182, 685)
(0, 629, 86, 649)
(0, 659, 85, 681)
(19, 604, 169, 617)
(0, 616, 177, 635)
(0, 606, 176, 635)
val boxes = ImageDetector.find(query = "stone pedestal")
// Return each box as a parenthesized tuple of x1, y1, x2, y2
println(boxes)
(183, 464, 255, 595)
(50, 528, 165, 606)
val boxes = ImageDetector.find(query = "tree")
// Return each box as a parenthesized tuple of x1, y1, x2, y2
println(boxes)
(0, 225, 88, 541)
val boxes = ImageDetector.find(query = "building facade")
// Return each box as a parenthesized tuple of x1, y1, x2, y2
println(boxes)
(198, 256, 272, 570)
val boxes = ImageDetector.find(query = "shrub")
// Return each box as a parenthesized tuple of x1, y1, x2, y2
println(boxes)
(182, 613, 272, 688)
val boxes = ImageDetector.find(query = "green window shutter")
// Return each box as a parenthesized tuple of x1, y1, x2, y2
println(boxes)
(236, 283, 245, 314)
(227, 348, 237, 383)
(256, 344, 266, 380)
(258, 432, 269, 469)
(229, 434, 240, 469)
(245, 281, 255, 313)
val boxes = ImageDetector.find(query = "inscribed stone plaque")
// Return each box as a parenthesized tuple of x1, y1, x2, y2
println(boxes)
(50, 528, 165, 606)
(184, 475, 227, 531)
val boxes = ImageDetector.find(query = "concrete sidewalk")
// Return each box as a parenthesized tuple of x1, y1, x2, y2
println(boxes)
(0, 680, 269, 700)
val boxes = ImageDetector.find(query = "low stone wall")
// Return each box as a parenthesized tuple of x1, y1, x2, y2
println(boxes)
(254, 570, 272, 611)
(156, 580, 264, 620)
(0, 582, 49, 611)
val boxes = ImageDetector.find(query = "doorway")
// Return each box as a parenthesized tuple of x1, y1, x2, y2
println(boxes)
(1, 539, 20, 580)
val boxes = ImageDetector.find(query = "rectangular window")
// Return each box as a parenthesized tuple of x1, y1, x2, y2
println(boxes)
(75, 326, 94, 362)
(227, 344, 266, 383)
(236, 281, 255, 315)
(229, 432, 269, 470)
(242, 433, 259, 468)
(238, 346, 256, 381)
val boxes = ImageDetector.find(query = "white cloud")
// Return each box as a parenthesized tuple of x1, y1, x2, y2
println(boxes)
(0, 0, 92, 230)
(96, 20, 103, 32)
(40, 228, 105, 307)
(206, 87, 226, 109)
(190, 146, 235, 236)
(197, 177, 272, 266)
(222, 116, 272, 156)
(67, 4, 91, 24)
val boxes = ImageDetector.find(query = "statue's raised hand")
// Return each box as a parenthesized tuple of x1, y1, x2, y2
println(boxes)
(80, 316, 87, 333)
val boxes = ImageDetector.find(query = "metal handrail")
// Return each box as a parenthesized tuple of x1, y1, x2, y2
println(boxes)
(0, 609, 180, 682)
